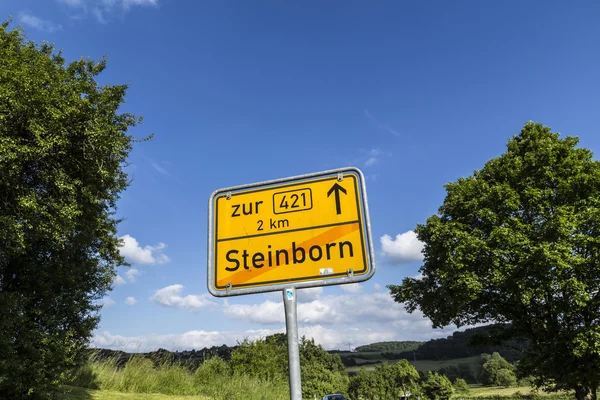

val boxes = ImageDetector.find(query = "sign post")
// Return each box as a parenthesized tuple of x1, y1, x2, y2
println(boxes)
(283, 287, 302, 400)
(207, 167, 376, 399)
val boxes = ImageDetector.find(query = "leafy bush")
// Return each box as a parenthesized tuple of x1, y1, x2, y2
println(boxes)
(453, 378, 470, 395)
(480, 353, 517, 386)
(422, 371, 453, 400)
(497, 369, 517, 387)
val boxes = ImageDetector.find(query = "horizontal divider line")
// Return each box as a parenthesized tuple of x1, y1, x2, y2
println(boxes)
(216, 219, 360, 243)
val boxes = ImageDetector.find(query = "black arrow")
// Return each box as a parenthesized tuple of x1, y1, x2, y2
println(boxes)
(327, 183, 347, 215)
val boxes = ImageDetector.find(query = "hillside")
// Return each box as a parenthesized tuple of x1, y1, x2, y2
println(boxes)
(351, 325, 524, 362)
(87, 345, 235, 368)
(402, 324, 527, 362)
(354, 341, 423, 353)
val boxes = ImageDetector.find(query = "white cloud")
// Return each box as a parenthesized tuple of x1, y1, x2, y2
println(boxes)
(100, 297, 116, 308)
(90, 327, 384, 353)
(297, 287, 323, 302)
(92, 7, 107, 24)
(92, 328, 280, 353)
(300, 325, 399, 350)
(262, 287, 324, 303)
(19, 12, 62, 32)
(122, 0, 158, 8)
(150, 162, 170, 176)
(125, 296, 137, 306)
(362, 148, 381, 168)
(340, 283, 363, 293)
(412, 272, 424, 280)
(56, 0, 159, 23)
(224, 292, 436, 330)
(119, 234, 170, 265)
(365, 157, 378, 167)
(126, 268, 141, 283)
(150, 284, 217, 311)
(94, 289, 466, 352)
(113, 275, 126, 286)
(92, 322, 459, 353)
(373, 283, 382, 291)
(57, 0, 83, 6)
(58, 0, 159, 8)
(380, 230, 424, 264)
(223, 300, 283, 324)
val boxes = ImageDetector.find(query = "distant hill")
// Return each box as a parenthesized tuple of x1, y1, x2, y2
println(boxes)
(87, 344, 236, 368)
(386, 325, 527, 363)
(354, 341, 423, 353)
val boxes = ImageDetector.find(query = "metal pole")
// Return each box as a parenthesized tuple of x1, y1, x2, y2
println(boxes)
(283, 287, 302, 400)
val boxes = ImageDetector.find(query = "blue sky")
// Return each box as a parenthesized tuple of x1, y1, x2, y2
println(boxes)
(3, 0, 599, 351)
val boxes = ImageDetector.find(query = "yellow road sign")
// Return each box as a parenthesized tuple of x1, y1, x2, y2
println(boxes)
(207, 167, 375, 297)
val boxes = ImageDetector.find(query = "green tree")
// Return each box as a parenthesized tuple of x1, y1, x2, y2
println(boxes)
(229, 335, 288, 382)
(453, 378, 470, 396)
(369, 361, 420, 399)
(229, 334, 349, 398)
(422, 371, 453, 400)
(393, 359, 421, 399)
(518, 375, 535, 387)
(479, 353, 516, 386)
(300, 337, 349, 399)
(372, 362, 397, 399)
(388, 122, 600, 400)
(348, 367, 376, 400)
(0, 21, 143, 398)
(496, 369, 517, 387)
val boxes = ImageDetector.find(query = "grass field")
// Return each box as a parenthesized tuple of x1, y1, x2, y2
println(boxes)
(61, 386, 210, 400)
(61, 385, 574, 400)
(67, 355, 289, 400)
(466, 385, 573, 399)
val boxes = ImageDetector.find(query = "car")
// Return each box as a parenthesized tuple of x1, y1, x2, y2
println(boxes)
(322, 394, 347, 400)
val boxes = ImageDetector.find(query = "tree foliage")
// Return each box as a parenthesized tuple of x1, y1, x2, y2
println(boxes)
(389, 122, 600, 400)
(0, 21, 142, 398)
(359, 360, 420, 399)
(229, 334, 288, 383)
(453, 377, 470, 396)
(354, 341, 424, 353)
(496, 368, 517, 387)
(229, 334, 348, 399)
(437, 363, 476, 384)
(300, 337, 348, 398)
(479, 353, 516, 387)
(422, 371, 453, 400)
(348, 367, 377, 400)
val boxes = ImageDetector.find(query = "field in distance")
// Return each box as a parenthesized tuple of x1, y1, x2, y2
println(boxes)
(467, 385, 571, 398)
(61, 386, 210, 400)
